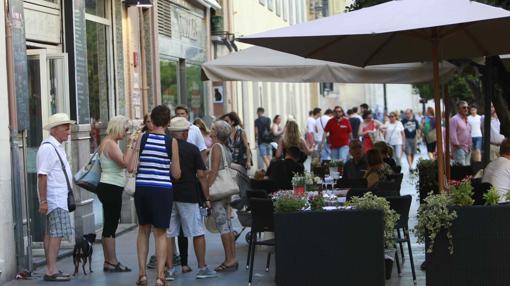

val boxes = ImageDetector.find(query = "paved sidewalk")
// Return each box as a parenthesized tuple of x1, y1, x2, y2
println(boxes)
(5, 149, 429, 286)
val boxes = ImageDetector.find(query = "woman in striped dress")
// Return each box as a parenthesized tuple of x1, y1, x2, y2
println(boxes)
(129, 105, 181, 286)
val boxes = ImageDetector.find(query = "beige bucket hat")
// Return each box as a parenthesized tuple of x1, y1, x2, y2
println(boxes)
(43, 113, 75, 130)
(168, 117, 190, 132)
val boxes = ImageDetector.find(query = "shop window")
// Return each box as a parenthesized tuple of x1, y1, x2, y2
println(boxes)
(86, 0, 106, 17)
(160, 60, 179, 111)
(186, 64, 204, 120)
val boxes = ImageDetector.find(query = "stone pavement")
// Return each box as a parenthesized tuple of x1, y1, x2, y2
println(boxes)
(5, 148, 429, 286)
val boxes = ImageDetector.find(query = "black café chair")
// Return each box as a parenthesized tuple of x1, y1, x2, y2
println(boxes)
(386, 195, 416, 284)
(471, 179, 492, 205)
(247, 198, 275, 286)
(373, 181, 401, 197)
(250, 179, 279, 194)
(337, 178, 368, 189)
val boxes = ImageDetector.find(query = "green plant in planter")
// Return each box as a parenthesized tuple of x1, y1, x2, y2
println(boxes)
(328, 160, 344, 168)
(415, 192, 457, 254)
(415, 159, 439, 200)
(292, 174, 306, 187)
(346, 192, 399, 248)
(309, 195, 325, 211)
(273, 191, 307, 213)
(505, 189, 510, 202)
(484, 186, 500, 206)
(449, 180, 474, 206)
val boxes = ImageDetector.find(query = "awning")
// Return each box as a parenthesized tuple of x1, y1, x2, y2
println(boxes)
(196, 0, 221, 10)
(202, 46, 457, 84)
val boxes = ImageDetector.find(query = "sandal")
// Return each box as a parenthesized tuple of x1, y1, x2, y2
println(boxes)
(136, 275, 148, 286)
(104, 261, 132, 272)
(214, 262, 239, 272)
(43, 272, 71, 282)
(155, 277, 167, 286)
(181, 265, 192, 273)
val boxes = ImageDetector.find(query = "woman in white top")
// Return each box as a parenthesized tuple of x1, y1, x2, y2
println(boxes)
(468, 104, 483, 162)
(383, 112, 405, 166)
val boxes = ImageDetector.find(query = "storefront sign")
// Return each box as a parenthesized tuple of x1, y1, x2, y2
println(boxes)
(159, 3, 206, 62)
(9, 0, 29, 130)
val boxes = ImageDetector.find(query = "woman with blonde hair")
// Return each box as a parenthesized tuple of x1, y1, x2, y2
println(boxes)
(275, 120, 313, 162)
(194, 118, 213, 149)
(97, 115, 135, 272)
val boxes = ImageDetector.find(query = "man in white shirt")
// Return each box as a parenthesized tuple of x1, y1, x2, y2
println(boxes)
(175, 105, 208, 162)
(316, 109, 334, 161)
(37, 113, 75, 282)
(306, 108, 321, 148)
(482, 139, 510, 202)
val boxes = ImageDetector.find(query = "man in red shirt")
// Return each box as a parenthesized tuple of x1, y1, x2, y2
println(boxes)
(321, 106, 352, 162)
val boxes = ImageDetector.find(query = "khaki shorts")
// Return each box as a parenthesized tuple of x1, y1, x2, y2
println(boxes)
(167, 202, 205, 238)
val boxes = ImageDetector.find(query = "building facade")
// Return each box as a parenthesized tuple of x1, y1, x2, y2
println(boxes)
(1, 0, 161, 279)
(212, 0, 316, 171)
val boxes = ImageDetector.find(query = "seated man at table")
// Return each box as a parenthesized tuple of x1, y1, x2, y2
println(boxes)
(482, 139, 510, 202)
(343, 140, 368, 180)
(266, 146, 305, 190)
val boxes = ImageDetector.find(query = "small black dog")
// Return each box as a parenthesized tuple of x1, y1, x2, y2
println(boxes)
(73, 233, 96, 276)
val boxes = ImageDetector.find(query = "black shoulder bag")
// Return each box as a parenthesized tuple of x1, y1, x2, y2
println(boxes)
(43, 143, 76, 212)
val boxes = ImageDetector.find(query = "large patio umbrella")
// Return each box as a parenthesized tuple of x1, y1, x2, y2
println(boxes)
(202, 46, 456, 83)
(239, 0, 510, 191)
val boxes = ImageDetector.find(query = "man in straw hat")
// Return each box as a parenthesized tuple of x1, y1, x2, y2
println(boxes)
(164, 117, 217, 281)
(36, 113, 75, 282)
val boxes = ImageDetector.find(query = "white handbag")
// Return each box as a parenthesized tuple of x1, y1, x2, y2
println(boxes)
(209, 144, 240, 201)
(124, 133, 142, 197)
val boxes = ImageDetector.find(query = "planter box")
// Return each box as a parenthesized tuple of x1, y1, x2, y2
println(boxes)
(275, 210, 385, 286)
(426, 205, 510, 286)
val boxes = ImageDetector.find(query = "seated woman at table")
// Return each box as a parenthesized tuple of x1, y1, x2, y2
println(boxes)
(266, 146, 305, 190)
(364, 148, 394, 189)
(374, 141, 397, 170)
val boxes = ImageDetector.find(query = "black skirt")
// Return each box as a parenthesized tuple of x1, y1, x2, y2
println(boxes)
(134, 187, 173, 229)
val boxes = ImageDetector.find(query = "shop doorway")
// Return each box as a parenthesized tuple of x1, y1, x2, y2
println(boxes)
(19, 49, 69, 269)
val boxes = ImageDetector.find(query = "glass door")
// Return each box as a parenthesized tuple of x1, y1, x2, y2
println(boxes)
(25, 49, 69, 245)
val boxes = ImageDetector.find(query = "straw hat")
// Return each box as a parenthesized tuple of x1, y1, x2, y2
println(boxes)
(168, 117, 190, 132)
(43, 113, 75, 130)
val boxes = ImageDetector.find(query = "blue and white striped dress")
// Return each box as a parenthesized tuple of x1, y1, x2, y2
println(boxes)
(136, 133, 172, 189)
(134, 133, 174, 228)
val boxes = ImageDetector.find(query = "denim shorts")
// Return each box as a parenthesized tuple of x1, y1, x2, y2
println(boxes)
(472, 137, 482, 150)
(167, 202, 205, 238)
(258, 143, 273, 157)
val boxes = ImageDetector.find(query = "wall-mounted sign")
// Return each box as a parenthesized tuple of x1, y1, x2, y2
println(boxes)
(213, 86, 224, 103)
(159, 3, 206, 61)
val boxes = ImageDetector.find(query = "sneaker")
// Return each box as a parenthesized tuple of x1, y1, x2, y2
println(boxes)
(196, 267, 218, 279)
(147, 255, 157, 269)
(165, 268, 177, 281)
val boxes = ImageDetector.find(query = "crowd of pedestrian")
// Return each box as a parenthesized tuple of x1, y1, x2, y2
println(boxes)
(35, 96, 509, 284)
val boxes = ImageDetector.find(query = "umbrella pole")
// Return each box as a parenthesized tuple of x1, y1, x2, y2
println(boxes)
(444, 84, 451, 181)
(432, 41, 446, 192)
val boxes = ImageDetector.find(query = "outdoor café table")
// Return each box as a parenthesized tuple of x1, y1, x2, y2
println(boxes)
(274, 207, 385, 286)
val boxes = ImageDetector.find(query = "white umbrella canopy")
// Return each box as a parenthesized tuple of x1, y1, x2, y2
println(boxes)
(239, 0, 510, 193)
(202, 46, 457, 83)
(239, 0, 510, 67)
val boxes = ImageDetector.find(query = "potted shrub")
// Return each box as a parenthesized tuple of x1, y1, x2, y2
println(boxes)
(273, 191, 307, 213)
(414, 159, 438, 203)
(347, 192, 399, 279)
(416, 179, 510, 285)
(309, 194, 325, 211)
(328, 160, 344, 176)
(292, 174, 306, 195)
(305, 172, 322, 193)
